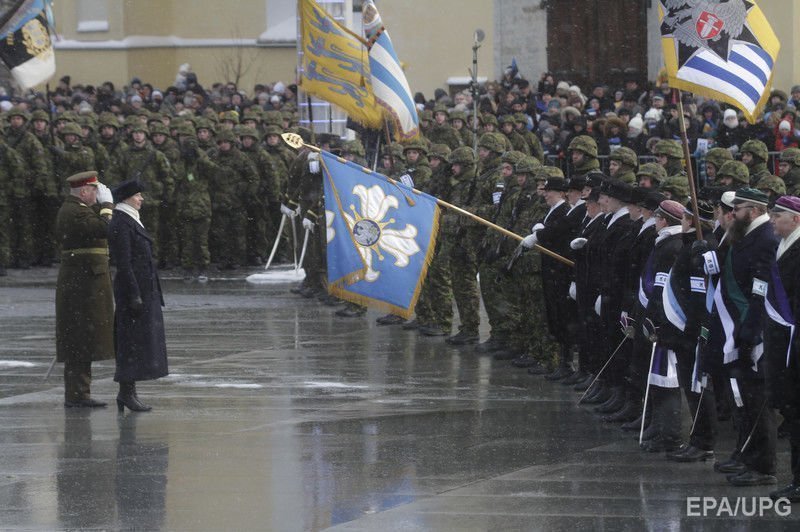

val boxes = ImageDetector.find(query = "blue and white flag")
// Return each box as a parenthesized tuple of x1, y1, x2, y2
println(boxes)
(320, 150, 439, 318)
(659, 0, 780, 123)
(362, 0, 419, 140)
(0, 0, 55, 89)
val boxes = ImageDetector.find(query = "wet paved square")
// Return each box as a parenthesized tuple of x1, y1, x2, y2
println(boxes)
(0, 268, 796, 530)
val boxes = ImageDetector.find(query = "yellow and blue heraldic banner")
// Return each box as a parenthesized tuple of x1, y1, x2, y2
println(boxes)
(320, 151, 439, 318)
(658, 0, 779, 123)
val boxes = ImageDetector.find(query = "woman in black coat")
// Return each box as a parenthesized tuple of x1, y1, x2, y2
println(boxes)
(108, 180, 168, 412)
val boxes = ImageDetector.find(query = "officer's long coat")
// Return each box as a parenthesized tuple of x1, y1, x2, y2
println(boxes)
(107, 209, 168, 382)
(55, 196, 115, 362)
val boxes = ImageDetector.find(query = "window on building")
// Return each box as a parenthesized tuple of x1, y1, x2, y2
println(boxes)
(77, 0, 109, 33)
(259, 0, 296, 43)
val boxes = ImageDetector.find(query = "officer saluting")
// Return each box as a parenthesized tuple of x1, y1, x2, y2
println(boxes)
(55, 171, 115, 407)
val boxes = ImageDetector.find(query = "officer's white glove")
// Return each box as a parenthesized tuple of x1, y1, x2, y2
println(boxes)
(280, 204, 296, 217)
(594, 295, 602, 316)
(302, 218, 315, 232)
(96, 183, 113, 204)
(294, 205, 302, 217)
(568, 281, 577, 301)
(570, 237, 588, 250)
(531, 222, 545, 233)
(521, 233, 538, 249)
(308, 152, 320, 174)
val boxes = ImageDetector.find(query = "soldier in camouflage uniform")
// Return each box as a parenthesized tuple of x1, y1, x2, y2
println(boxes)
(514, 113, 545, 162)
(499, 115, 530, 155)
(413, 144, 455, 335)
(78, 115, 111, 184)
(653, 139, 685, 176)
(6, 106, 48, 268)
(703, 146, 733, 183)
(152, 122, 182, 268)
(419, 109, 433, 139)
(755, 174, 786, 204)
(443, 146, 482, 345)
(778, 147, 800, 195)
(427, 105, 462, 150)
(27, 109, 61, 266)
(659, 174, 690, 204)
(505, 162, 561, 370)
(740, 139, 771, 186)
(567, 135, 601, 178)
(240, 126, 281, 265)
(196, 119, 217, 152)
(401, 138, 432, 190)
(111, 122, 173, 260)
(608, 146, 638, 185)
(173, 123, 215, 281)
(475, 150, 528, 354)
(636, 162, 667, 188)
(449, 110, 475, 150)
(51, 123, 96, 186)
(0, 141, 26, 275)
(207, 129, 259, 269)
(97, 114, 127, 185)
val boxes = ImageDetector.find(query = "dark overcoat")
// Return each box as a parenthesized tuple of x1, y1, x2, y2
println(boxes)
(55, 196, 115, 363)
(107, 209, 168, 382)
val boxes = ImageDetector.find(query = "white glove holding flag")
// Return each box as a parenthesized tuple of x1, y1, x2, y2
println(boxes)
(308, 152, 320, 174)
(568, 281, 577, 301)
(280, 204, 296, 218)
(531, 222, 545, 233)
(521, 233, 538, 249)
(570, 237, 587, 250)
(96, 183, 113, 204)
(302, 218, 315, 232)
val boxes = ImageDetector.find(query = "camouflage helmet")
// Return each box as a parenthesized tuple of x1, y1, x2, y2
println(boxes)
(123, 115, 141, 128)
(779, 147, 800, 167)
(659, 174, 690, 202)
(242, 109, 262, 123)
(263, 110, 283, 126)
(98, 113, 120, 129)
(128, 121, 149, 135)
(512, 112, 529, 125)
(149, 122, 169, 136)
(705, 147, 734, 170)
(428, 143, 451, 161)
(7, 105, 28, 120)
(447, 146, 477, 165)
(77, 115, 96, 131)
(636, 162, 667, 183)
(263, 124, 283, 137)
(501, 150, 527, 168)
(238, 126, 260, 140)
(755, 174, 786, 195)
(609, 146, 639, 169)
(653, 139, 684, 159)
(59, 122, 83, 137)
(60, 111, 79, 123)
(514, 156, 540, 175)
(499, 114, 516, 126)
(195, 118, 215, 132)
(147, 113, 164, 125)
(534, 165, 565, 181)
(716, 160, 750, 185)
(567, 135, 598, 158)
(419, 109, 433, 122)
(481, 113, 499, 127)
(220, 110, 239, 124)
(342, 139, 365, 157)
(432, 104, 449, 117)
(741, 139, 769, 162)
(477, 132, 506, 154)
(176, 122, 196, 137)
(216, 129, 237, 143)
(449, 110, 467, 123)
(402, 137, 428, 155)
(30, 109, 49, 123)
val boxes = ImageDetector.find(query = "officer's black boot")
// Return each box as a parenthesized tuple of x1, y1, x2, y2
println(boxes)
(117, 382, 152, 413)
